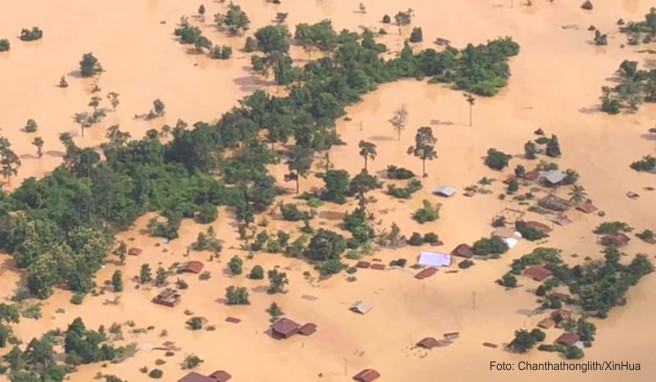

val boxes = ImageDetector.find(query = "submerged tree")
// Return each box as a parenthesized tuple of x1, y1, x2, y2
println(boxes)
(0, 137, 21, 186)
(79, 53, 103, 77)
(569, 185, 588, 204)
(285, 147, 313, 194)
(358, 140, 377, 172)
(389, 104, 408, 140)
(463, 92, 476, 126)
(107, 92, 120, 111)
(407, 126, 437, 177)
(31, 136, 44, 158)
(214, 3, 251, 35)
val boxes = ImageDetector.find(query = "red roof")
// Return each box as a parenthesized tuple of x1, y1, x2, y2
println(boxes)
(550, 309, 573, 320)
(523, 265, 553, 282)
(600, 233, 630, 247)
(415, 267, 437, 280)
(179, 261, 204, 274)
(299, 323, 317, 336)
(524, 221, 553, 233)
(356, 261, 371, 269)
(128, 247, 143, 256)
(353, 369, 380, 382)
(576, 201, 598, 214)
(270, 318, 300, 337)
(178, 372, 216, 382)
(416, 337, 439, 349)
(537, 318, 555, 329)
(370, 263, 386, 270)
(555, 332, 581, 346)
(551, 292, 571, 303)
(208, 370, 232, 382)
(225, 316, 241, 324)
(451, 244, 475, 259)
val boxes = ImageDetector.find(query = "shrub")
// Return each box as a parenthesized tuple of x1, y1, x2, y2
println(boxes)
(186, 317, 204, 330)
(387, 179, 422, 199)
(594, 221, 632, 235)
(409, 27, 423, 43)
(386, 165, 415, 179)
(458, 259, 474, 269)
(515, 221, 548, 241)
(70, 293, 85, 305)
(382, 14, 391, 24)
(500, 273, 517, 287)
(0, 39, 9, 52)
(20, 27, 43, 41)
(407, 232, 423, 246)
(581, 0, 593, 10)
(423, 232, 439, 244)
(24, 119, 38, 133)
(389, 258, 407, 267)
(228, 255, 243, 275)
(79, 53, 103, 77)
(630, 156, 656, 173)
(280, 203, 311, 221)
(485, 148, 512, 170)
(318, 259, 347, 276)
(249, 265, 264, 279)
(225, 286, 249, 305)
(473, 236, 509, 256)
(412, 200, 440, 224)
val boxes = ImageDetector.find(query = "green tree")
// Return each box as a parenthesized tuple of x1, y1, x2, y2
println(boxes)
(267, 269, 289, 294)
(254, 25, 290, 53)
(524, 141, 538, 159)
(111, 270, 123, 292)
(31, 136, 44, 158)
(79, 53, 103, 77)
(184, 354, 203, 369)
(107, 92, 120, 111)
(113, 241, 127, 265)
(485, 148, 511, 170)
(409, 27, 423, 43)
(0, 39, 9, 52)
(155, 267, 168, 286)
(249, 265, 264, 279)
(198, 4, 205, 18)
(294, 20, 337, 58)
(214, 3, 250, 35)
(546, 135, 561, 158)
(139, 264, 152, 284)
(24, 119, 38, 133)
(407, 126, 437, 177)
(510, 329, 536, 353)
(322, 169, 350, 203)
(358, 140, 377, 172)
(0, 137, 21, 186)
(229, 255, 243, 275)
(225, 286, 250, 305)
(59, 75, 69, 88)
(463, 93, 476, 126)
(394, 9, 414, 34)
(569, 185, 588, 204)
(565, 346, 584, 359)
(266, 302, 284, 322)
(286, 147, 313, 194)
(305, 229, 346, 261)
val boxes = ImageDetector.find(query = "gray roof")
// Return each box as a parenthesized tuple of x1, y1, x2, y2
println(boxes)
(542, 170, 565, 184)
(434, 186, 456, 197)
(351, 301, 373, 314)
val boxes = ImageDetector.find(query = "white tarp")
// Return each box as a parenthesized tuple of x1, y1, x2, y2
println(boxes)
(418, 252, 452, 267)
(504, 237, 519, 249)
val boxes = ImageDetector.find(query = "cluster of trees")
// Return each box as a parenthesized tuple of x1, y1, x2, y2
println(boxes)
(619, 7, 656, 45)
(174, 17, 233, 57)
(630, 155, 656, 173)
(473, 236, 509, 257)
(19, 27, 43, 41)
(412, 200, 440, 224)
(485, 148, 512, 170)
(387, 178, 422, 199)
(524, 134, 561, 159)
(0, 26, 517, 298)
(214, 3, 250, 35)
(515, 221, 549, 241)
(600, 60, 656, 114)
(509, 328, 546, 353)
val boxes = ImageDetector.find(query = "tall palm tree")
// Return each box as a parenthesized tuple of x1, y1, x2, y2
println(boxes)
(463, 93, 476, 126)
(358, 140, 377, 172)
(569, 185, 588, 204)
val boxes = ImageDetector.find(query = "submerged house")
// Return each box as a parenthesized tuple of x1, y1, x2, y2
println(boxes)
(451, 244, 475, 259)
(353, 369, 380, 382)
(417, 252, 452, 267)
(351, 301, 373, 315)
(434, 186, 456, 198)
(538, 194, 571, 212)
(270, 318, 300, 339)
(177, 261, 204, 274)
(152, 288, 181, 307)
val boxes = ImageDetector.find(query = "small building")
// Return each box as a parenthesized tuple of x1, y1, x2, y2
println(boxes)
(356, 261, 371, 269)
(225, 316, 241, 324)
(524, 221, 553, 234)
(299, 323, 317, 336)
(576, 201, 598, 214)
(451, 244, 475, 259)
(523, 265, 553, 282)
(270, 318, 300, 339)
(128, 247, 143, 256)
(492, 228, 522, 249)
(152, 288, 181, 307)
(434, 186, 456, 197)
(370, 263, 386, 271)
(178, 371, 231, 382)
(555, 332, 581, 347)
(415, 267, 437, 280)
(551, 214, 572, 226)
(524, 170, 541, 181)
(538, 195, 571, 212)
(537, 317, 556, 329)
(351, 301, 373, 315)
(178, 372, 216, 382)
(417, 252, 452, 267)
(208, 371, 232, 382)
(353, 369, 380, 382)
(178, 261, 204, 274)
(416, 337, 439, 349)
(541, 170, 566, 187)
(600, 233, 630, 247)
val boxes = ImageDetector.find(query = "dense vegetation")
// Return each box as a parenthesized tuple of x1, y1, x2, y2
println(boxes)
(618, 8, 656, 45)
(600, 60, 656, 114)
(0, 23, 518, 299)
